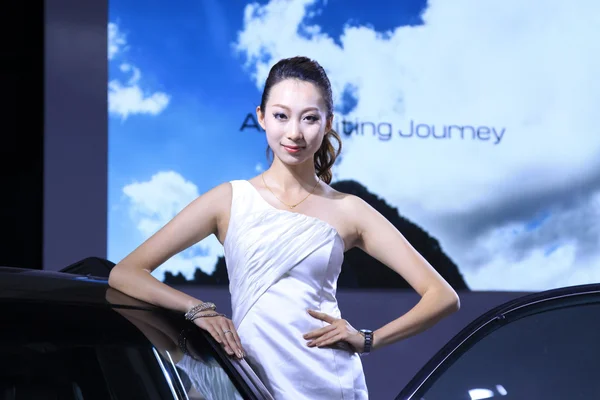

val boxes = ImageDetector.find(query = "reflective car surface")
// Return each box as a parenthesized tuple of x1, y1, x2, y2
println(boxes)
(397, 282, 600, 400)
(2, 261, 598, 400)
(0, 266, 273, 400)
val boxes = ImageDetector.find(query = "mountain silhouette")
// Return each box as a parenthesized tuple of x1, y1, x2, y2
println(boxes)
(164, 179, 469, 290)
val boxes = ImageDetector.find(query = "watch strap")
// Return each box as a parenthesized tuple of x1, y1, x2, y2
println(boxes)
(359, 329, 373, 354)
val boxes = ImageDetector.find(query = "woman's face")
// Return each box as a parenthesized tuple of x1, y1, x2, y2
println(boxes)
(258, 79, 332, 166)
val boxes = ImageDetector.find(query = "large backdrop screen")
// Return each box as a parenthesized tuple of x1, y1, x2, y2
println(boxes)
(108, 0, 600, 292)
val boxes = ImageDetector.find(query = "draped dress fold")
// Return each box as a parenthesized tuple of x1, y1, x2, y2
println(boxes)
(223, 180, 368, 399)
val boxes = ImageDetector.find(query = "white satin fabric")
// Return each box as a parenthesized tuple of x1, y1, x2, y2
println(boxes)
(176, 354, 244, 399)
(224, 180, 368, 399)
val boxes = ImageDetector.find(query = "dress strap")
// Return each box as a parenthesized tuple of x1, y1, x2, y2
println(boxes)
(224, 180, 254, 254)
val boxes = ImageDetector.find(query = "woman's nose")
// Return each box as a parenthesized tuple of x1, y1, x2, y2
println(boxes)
(286, 121, 303, 140)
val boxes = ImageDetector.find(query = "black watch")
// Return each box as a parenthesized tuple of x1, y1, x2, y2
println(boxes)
(359, 329, 373, 355)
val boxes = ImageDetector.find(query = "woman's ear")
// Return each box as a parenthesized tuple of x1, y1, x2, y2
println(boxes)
(326, 114, 334, 133)
(256, 106, 266, 131)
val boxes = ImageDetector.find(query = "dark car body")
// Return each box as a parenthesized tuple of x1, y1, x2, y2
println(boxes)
(397, 281, 600, 399)
(2, 263, 599, 400)
(0, 266, 273, 400)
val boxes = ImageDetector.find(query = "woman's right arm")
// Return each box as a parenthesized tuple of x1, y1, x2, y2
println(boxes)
(108, 182, 245, 358)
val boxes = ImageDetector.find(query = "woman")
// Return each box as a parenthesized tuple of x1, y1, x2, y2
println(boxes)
(108, 56, 460, 399)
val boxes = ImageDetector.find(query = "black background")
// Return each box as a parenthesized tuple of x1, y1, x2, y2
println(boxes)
(1, 2, 44, 269)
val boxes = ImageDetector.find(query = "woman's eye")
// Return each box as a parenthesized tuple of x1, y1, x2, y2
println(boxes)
(305, 115, 319, 122)
(273, 113, 287, 120)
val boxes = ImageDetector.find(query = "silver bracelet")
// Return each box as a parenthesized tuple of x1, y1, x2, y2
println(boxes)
(184, 302, 217, 320)
(190, 312, 226, 321)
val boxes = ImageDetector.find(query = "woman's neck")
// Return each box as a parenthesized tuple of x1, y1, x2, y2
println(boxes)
(263, 157, 319, 192)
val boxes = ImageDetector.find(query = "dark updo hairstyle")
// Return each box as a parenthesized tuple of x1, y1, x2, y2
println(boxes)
(260, 56, 341, 184)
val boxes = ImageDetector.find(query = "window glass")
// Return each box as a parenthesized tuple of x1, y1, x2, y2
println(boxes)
(0, 343, 177, 400)
(0, 302, 245, 400)
(415, 300, 600, 400)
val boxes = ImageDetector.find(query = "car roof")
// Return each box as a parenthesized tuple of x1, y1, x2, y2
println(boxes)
(0, 266, 275, 399)
(0, 267, 160, 354)
(0, 266, 156, 310)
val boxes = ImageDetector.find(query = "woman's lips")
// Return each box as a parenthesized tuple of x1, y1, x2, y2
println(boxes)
(282, 144, 303, 153)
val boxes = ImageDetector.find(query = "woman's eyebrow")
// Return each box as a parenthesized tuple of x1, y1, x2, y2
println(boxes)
(272, 104, 320, 113)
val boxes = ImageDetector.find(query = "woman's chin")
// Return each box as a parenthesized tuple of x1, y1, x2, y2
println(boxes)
(275, 152, 312, 165)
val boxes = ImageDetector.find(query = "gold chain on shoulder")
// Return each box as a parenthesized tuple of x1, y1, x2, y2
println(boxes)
(261, 173, 320, 209)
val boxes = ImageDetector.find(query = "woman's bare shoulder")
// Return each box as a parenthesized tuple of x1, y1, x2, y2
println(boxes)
(198, 181, 233, 204)
(183, 181, 234, 226)
(322, 183, 365, 207)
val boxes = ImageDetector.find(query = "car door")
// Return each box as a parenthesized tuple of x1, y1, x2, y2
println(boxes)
(0, 293, 273, 400)
(396, 283, 600, 400)
(105, 287, 274, 400)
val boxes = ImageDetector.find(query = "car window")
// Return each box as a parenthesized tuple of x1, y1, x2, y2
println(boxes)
(0, 301, 246, 400)
(410, 293, 600, 400)
(107, 301, 248, 400)
(0, 333, 182, 400)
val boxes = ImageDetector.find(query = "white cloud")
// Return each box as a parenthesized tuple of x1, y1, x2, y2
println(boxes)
(108, 22, 127, 60)
(108, 64, 171, 120)
(108, 22, 170, 120)
(122, 171, 223, 281)
(464, 188, 600, 290)
(467, 240, 600, 292)
(234, 0, 600, 290)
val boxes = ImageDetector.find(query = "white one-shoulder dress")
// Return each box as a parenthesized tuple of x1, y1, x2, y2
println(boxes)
(223, 180, 368, 400)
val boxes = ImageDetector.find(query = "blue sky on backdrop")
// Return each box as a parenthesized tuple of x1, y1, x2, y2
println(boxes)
(108, 0, 600, 291)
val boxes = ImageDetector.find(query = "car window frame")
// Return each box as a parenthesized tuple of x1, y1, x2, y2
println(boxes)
(176, 319, 274, 400)
(396, 283, 600, 400)
(108, 304, 274, 400)
(0, 296, 273, 400)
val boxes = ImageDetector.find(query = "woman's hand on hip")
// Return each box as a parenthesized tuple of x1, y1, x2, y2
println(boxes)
(303, 309, 364, 353)
(193, 311, 245, 359)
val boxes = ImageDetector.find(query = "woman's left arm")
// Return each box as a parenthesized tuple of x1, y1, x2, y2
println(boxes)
(304, 195, 460, 352)
(349, 195, 460, 351)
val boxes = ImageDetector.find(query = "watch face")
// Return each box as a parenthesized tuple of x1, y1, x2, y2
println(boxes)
(360, 329, 373, 335)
